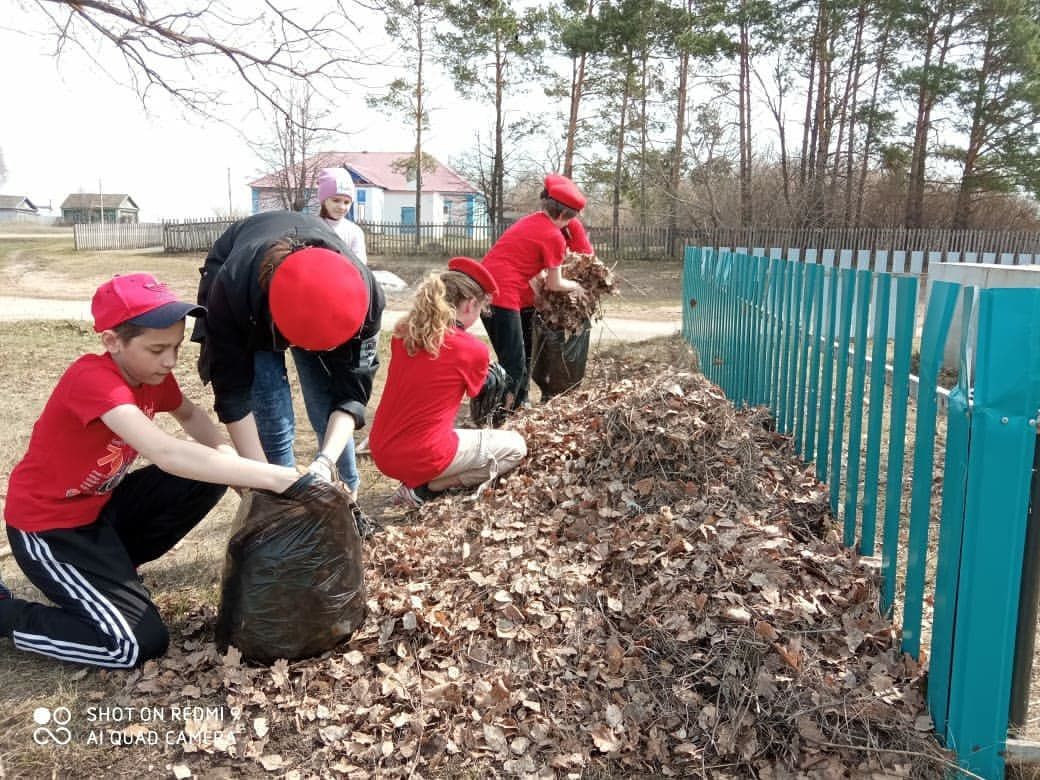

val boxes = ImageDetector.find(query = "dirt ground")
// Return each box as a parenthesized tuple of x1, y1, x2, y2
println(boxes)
(0, 232, 695, 777)
(0, 230, 987, 777)
(0, 229, 683, 323)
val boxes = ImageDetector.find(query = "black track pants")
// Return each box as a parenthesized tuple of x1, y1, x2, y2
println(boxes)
(482, 306, 529, 408)
(0, 466, 225, 668)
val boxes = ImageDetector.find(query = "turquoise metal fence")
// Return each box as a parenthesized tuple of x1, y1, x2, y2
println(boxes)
(682, 247, 1040, 778)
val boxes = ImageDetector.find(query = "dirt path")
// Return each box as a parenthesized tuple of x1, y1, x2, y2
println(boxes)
(0, 295, 93, 321)
(0, 295, 681, 341)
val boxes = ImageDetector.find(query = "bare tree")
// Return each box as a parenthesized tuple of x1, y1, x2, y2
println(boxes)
(19, 1, 368, 117)
(253, 85, 333, 212)
(368, 0, 441, 241)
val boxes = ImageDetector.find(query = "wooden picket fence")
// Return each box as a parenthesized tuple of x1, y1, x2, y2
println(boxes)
(162, 218, 237, 253)
(362, 221, 499, 258)
(72, 217, 1040, 268)
(362, 221, 691, 261)
(73, 222, 163, 251)
(156, 218, 693, 261)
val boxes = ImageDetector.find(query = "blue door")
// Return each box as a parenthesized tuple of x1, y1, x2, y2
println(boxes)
(401, 206, 416, 234)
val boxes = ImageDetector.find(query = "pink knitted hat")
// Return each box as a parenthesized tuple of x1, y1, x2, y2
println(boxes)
(317, 167, 356, 204)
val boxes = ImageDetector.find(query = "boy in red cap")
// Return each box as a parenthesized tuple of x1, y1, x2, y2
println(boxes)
(368, 257, 527, 508)
(193, 210, 385, 501)
(480, 174, 588, 418)
(0, 273, 320, 668)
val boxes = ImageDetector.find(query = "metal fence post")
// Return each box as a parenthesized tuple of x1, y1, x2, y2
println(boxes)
(945, 288, 1040, 778)
(1009, 433, 1040, 729)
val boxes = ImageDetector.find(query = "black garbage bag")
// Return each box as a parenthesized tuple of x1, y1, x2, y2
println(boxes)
(215, 480, 367, 665)
(531, 315, 591, 400)
(470, 362, 511, 427)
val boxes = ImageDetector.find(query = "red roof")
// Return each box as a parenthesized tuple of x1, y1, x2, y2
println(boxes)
(249, 151, 480, 194)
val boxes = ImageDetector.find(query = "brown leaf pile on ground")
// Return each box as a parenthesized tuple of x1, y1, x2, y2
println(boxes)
(534, 250, 617, 335)
(107, 355, 950, 778)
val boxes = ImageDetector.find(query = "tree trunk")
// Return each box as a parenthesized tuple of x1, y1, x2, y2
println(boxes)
(800, 4, 822, 190)
(806, 0, 832, 227)
(669, 40, 690, 255)
(563, 0, 594, 178)
(493, 37, 506, 224)
(564, 52, 586, 178)
(612, 60, 632, 245)
(738, 8, 753, 225)
(639, 51, 648, 249)
(838, 0, 868, 226)
(756, 60, 792, 218)
(856, 16, 893, 227)
(905, 5, 956, 229)
(952, 26, 995, 229)
(414, 0, 424, 246)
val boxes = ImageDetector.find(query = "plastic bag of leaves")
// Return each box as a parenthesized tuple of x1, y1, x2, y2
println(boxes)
(470, 362, 511, 427)
(534, 250, 616, 336)
(215, 479, 367, 665)
(531, 313, 591, 400)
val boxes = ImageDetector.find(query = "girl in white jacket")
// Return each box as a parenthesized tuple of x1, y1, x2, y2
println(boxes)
(317, 167, 368, 265)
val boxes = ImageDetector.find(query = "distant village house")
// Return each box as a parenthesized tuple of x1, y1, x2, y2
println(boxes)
(61, 193, 139, 225)
(249, 152, 486, 233)
(0, 195, 41, 223)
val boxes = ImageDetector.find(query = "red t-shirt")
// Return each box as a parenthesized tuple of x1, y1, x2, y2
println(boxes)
(482, 212, 567, 311)
(4, 353, 183, 532)
(518, 217, 594, 309)
(369, 328, 488, 487)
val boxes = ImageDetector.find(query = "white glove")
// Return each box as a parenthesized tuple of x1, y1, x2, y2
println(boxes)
(307, 454, 336, 483)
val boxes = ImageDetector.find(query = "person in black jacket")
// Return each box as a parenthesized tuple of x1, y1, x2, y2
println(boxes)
(192, 211, 384, 499)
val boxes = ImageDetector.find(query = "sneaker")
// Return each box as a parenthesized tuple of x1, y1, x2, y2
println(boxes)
(390, 482, 425, 510)
(414, 484, 444, 502)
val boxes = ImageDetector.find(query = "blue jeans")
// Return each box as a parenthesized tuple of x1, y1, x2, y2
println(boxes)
(251, 350, 359, 491)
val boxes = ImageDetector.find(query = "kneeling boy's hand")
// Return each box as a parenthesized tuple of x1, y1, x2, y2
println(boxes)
(281, 472, 322, 500)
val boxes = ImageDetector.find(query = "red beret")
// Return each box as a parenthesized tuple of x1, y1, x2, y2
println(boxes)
(448, 256, 498, 297)
(269, 247, 369, 351)
(544, 173, 586, 211)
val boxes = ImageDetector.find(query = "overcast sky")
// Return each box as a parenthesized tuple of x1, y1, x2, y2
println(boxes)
(0, 11, 493, 222)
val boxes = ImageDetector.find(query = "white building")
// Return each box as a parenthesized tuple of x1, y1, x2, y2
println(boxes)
(249, 151, 487, 236)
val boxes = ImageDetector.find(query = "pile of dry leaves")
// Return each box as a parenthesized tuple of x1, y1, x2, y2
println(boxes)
(534, 250, 617, 335)
(111, 351, 949, 778)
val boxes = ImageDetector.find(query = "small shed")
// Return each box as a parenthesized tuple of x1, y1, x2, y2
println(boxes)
(0, 195, 40, 222)
(61, 193, 140, 224)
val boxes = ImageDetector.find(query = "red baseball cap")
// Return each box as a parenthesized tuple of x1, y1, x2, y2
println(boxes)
(543, 174, 586, 211)
(448, 256, 498, 297)
(269, 246, 369, 351)
(92, 273, 204, 332)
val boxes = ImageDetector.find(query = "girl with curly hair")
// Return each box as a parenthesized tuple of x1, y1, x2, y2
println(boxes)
(368, 258, 527, 509)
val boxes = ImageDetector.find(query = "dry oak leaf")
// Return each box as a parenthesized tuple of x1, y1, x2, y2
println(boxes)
(590, 723, 622, 753)
(258, 754, 284, 771)
(755, 620, 779, 642)
(483, 723, 510, 754)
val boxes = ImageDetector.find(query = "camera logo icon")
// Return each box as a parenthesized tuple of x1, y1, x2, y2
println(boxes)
(32, 706, 72, 745)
